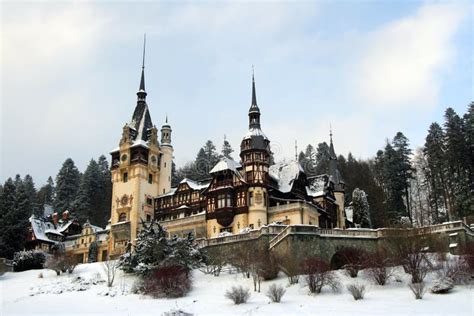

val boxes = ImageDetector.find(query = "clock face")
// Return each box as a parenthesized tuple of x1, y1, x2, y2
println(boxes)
(121, 154, 128, 162)
(120, 195, 129, 206)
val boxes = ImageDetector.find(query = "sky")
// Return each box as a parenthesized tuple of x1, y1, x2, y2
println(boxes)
(1, 0, 473, 185)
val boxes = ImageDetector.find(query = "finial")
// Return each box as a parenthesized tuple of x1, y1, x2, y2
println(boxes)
(165, 113, 168, 124)
(330, 123, 333, 140)
(142, 33, 146, 70)
(252, 64, 255, 80)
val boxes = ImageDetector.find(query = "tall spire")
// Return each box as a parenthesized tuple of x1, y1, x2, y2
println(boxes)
(248, 66, 261, 129)
(137, 34, 147, 100)
(329, 124, 336, 159)
(251, 65, 257, 107)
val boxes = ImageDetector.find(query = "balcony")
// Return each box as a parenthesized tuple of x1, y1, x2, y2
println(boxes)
(111, 221, 131, 240)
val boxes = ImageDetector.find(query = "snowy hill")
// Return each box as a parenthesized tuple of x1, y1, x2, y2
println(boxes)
(1, 260, 472, 315)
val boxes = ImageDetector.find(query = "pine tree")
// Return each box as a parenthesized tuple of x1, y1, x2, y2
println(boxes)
(22, 175, 38, 217)
(304, 144, 317, 175)
(0, 178, 31, 258)
(37, 177, 55, 209)
(352, 188, 371, 228)
(315, 142, 330, 175)
(392, 132, 414, 222)
(221, 139, 234, 159)
(54, 158, 81, 214)
(73, 159, 101, 224)
(444, 108, 471, 219)
(97, 155, 112, 226)
(88, 241, 98, 263)
(193, 140, 220, 180)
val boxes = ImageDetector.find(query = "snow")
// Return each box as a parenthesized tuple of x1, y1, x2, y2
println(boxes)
(109, 139, 149, 153)
(306, 175, 327, 197)
(449, 233, 458, 237)
(269, 161, 304, 193)
(1, 258, 472, 315)
(29, 216, 75, 243)
(210, 157, 241, 174)
(449, 243, 458, 248)
(243, 127, 268, 140)
(179, 178, 210, 191)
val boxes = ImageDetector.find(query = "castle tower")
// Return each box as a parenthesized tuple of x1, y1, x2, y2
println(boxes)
(158, 116, 173, 195)
(239, 71, 270, 229)
(329, 130, 346, 228)
(108, 39, 171, 257)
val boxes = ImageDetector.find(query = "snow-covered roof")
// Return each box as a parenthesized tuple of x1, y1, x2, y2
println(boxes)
(158, 188, 177, 198)
(179, 178, 210, 191)
(109, 139, 149, 153)
(29, 215, 76, 243)
(269, 161, 304, 193)
(306, 176, 327, 197)
(243, 127, 268, 140)
(210, 157, 241, 174)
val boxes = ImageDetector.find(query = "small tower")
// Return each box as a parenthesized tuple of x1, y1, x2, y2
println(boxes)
(158, 116, 173, 195)
(240, 70, 270, 229)
(328, 129, 346, 228)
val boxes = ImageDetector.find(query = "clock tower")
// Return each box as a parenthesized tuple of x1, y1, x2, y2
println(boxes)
(108, 42, 173, 257)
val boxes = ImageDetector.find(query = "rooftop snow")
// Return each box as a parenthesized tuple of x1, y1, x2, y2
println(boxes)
(179, 178, 210, 191)
(243, 127, 268, 140)
(269, 161, 304, 193)
(306, 176, 327, 197)
(110, 139, 149, 153)
(210, 157, 241, 174)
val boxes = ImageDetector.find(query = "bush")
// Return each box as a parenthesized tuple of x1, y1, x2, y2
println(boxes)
(332, 247, 367, 278)
(13, 250, 46, 272)
(435, 256, 470, 285)
(300, 257, 340, 294)
(460, 241, 474, 274)
(143, 265, 191, 298)
(266, 284, 286, 303)
(431, 277, 454, 294)
(225, 286, 250, 304)
(278, 255, 300, 285)
(347, 283, 365, 300)
(366, 249, 393, 286)
(408, 282, 426, 299)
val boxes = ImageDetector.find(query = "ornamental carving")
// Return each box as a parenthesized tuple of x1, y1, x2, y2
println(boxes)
(119, 124, 133, 146)
(120, 194, 129, 207)
(255, 192, 263, 205)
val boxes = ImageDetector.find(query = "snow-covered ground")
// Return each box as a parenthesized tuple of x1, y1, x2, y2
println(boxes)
(1, 261, 472, 315)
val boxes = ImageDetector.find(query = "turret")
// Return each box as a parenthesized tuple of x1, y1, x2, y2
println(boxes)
(158, 117, 173, 195)
(328, 129, 346, 228)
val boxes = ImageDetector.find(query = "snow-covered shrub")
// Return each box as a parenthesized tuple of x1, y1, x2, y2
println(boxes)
(143, 265, 191, 298)
(332, 247, 367, 278)
(118, 221, 204, 278)
(162, 309, 194, 316)
(225, 286, 250, 304)
(366, 249, 393, 286)
(44, 243, 68, 275)
(431, 277, 454, 294)
(13, 250, 46, 272)
(408, 282, 426, 299)
(435, 256, 470, 285)
(347, 283, 365, 300)
(300, 257, 340, 294)
(266, 284, 286, 303)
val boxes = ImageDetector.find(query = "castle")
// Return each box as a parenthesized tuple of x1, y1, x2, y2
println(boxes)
(27, 55, 348, 263)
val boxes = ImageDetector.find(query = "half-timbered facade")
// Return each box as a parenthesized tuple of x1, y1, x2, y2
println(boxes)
(154, 73, 347, 238)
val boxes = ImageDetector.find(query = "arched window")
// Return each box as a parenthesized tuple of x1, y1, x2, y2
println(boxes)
(118, 213, 127, 222)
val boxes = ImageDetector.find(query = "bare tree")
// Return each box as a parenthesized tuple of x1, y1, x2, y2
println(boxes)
(102, 256, 119, 287)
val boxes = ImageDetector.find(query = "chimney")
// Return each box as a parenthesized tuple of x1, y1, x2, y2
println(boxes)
(52, 212, 58, 225)
(62, 210, 69, 221)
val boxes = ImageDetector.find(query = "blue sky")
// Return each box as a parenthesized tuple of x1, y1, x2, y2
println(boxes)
(1, 0, 472, 185)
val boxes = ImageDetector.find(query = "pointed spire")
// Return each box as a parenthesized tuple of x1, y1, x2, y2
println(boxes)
(329, 124, 337, 159)
(137, 34, 147, 100)
(251, 65, 257, 107)
(165, 114, 168, 124)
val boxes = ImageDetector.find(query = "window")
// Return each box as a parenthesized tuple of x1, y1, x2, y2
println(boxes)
(263, 192, 267, 206)
(146, 214, 151, 222)
(226, 194, 232, 207)
(218, 194, 225, 209)
(118, 213, 127, 222)
(246, 171, 253, 182)
(249, 192, 254, 206)
(249, 224, 254, 229)
(220, 227, 232, 233)
(146, 197, 152, 205)
(258, 218, 261, 227)
(148, 173, 153, 184)
(123, 172, 128, 183)
(164, 162, 167, 168)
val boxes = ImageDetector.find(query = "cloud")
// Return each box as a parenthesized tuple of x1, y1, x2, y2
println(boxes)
(352, 3, 468, 109)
